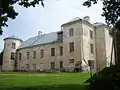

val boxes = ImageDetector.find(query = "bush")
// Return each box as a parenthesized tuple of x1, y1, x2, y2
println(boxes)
(85, 65, 120, 90)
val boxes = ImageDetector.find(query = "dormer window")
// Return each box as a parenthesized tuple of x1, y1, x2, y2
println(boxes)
(57, 31, 63, 41)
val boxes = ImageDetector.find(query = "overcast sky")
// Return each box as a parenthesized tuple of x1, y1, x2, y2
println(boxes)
(0, 0, 105, 51)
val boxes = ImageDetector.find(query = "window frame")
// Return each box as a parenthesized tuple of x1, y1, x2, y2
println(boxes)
(90, 44, 94, 53)
(40, 49, 44, 58)
(69, 59, 74, 63)
(60, 46, 63, 56)
(27, 52, 30, 60)
(60, 61, 63, 69)
(26, 64, 29, 69)
(11, 43, 16, 49)
(11, 52, 15, 60)
(69, 28, 74, 37)
(90, 30, 93, 39)
(51, 48, 55, 56)
(33, 51, 36, 59)
(19, 53, 22, 60)
(33, 64, 36, 69)
(69, 42, 74, 52)
(51, 62, 55, 69)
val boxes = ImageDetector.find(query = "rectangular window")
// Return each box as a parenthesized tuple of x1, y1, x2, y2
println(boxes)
(33, 51, 36, 59)
(33, 64, 36, 69)
(70, 59, 74, 63)
(69, 42, 74, 52)
(51, 62, 55, 69)
(69, 28, 74, 36)
(90, 44, 94, 53)
(19, 53, 22, 60)
(60, 61, 63, 69)
(51, 48, 55, 56)
(11, 52, 15, 60)
(26, 64, 29, 69)
(12, 43, 16, 49)
(40, 49, 44, 58)
(27, 52, 30, 60)
(90, 30, 93, 39)
(60, 46, 63, 56)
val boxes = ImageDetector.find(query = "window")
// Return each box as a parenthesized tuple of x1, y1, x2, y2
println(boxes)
(12, 43, 16, 49)
(33, 51, 36, 59)
(33, 64, 36, 69)
(26, 64, 29, 69)
(69, 28, 74, 36)
(60, 61, 63, 69)
(11, 52, 15, 60)
(60, 46, 63, 56)
(69, 42, 74, 52)
(70, 59, 74, 63)
(51, 62, 55, 69)
(40, 49, 44, 58)
(19, 53, 22, 60)
(51, 48, 55, 56)
(27, 52, 30, 60)
(90, 44, 94, 53)
(57, 32, 63, 41)
(90, 30, 93, 39)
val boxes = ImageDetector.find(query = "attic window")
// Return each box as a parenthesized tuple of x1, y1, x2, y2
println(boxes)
(57, 31, 63, 41)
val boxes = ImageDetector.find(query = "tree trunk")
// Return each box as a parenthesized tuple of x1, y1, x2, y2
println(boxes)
(114, 30, 120, 65)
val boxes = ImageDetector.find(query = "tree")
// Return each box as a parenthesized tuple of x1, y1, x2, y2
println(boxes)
(0, 0, 44, 35)
(0, 51, 3, 65)
(83, 0, 120, 28)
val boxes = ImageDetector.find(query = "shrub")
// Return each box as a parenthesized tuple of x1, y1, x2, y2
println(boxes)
(85, 65, 120, 90)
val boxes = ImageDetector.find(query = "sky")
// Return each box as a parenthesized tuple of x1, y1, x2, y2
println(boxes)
(0, 0, 105, 52)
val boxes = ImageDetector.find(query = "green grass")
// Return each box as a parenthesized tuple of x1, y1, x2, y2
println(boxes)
(0, 72, 90, 90)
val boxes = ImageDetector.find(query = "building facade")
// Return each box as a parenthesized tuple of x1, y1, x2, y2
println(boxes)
(2, 16, 114, 72)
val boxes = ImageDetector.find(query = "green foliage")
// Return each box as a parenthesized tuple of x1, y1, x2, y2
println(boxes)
(0, 51, 3, 65)
(0, 0, 44, 35)
(83, 0, 120, 28)
(1, 0, 120, 34)
(0, 72, 89, 90)
(85, 65, 120, 90)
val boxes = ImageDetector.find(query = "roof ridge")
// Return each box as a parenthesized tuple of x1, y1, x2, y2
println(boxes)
(29, 34, 45, 46)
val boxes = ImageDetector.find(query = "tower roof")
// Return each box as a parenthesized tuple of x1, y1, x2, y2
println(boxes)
(4, 35, 22, 42)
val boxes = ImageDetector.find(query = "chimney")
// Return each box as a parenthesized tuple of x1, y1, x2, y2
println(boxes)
(83, 16, 90, 22)
(38, 31, 42, 36)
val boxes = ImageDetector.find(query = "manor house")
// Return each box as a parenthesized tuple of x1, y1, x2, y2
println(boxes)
(2, 16, 114, 72)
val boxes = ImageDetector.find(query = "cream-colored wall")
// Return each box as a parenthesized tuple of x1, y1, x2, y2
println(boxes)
(2, 39, 21, 71)
(2, 20, 113, 72)
(62, 22, 82, 69)
(82, 23, 96, 71)
(17, 42, 63, 71)
(104, 27, 115, 67)
(62, 21, 96, 72)
(95, 26, 107, 71)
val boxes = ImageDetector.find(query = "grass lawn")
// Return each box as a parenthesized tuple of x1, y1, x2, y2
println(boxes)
(0, 72, 90, 90)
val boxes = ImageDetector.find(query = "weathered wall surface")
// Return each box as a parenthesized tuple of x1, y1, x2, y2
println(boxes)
(2, 39, 21, 71)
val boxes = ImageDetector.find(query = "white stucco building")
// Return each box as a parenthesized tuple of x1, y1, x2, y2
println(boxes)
(2, 16, 114, 72)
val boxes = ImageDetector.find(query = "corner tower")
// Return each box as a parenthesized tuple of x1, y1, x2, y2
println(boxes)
(2, 35, 22, 71)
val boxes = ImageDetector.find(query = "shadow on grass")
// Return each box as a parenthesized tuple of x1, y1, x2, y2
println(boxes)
(2, 84, 87, 90)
